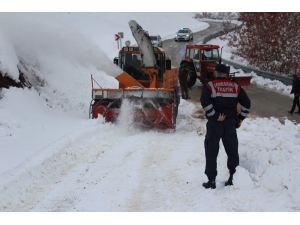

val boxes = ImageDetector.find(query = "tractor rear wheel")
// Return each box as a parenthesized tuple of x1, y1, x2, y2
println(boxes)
(187, 70, 197, 87)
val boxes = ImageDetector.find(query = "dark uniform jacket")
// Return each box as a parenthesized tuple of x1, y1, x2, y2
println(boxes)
(291, 78, 300, 95)
(178, 68, 189, 84)
(201, 77, 251, 121)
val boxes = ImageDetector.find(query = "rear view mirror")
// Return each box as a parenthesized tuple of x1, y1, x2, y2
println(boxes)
(113, 57, 119, 65)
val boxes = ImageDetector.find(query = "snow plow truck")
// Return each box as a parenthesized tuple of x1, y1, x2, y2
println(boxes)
(89, 20, 180, 130)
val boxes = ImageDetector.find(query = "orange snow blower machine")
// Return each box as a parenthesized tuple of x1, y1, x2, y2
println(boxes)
(89, 20, 180, 130)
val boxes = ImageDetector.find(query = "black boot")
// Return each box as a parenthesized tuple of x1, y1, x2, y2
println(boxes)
(288, 111, 293, 114)
(202, 180, 216, 189)
(225, 174, 233, 186)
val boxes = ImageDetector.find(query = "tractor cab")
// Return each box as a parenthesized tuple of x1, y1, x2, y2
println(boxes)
(113, 46, 169, 88)
(182, 44, 220, 86)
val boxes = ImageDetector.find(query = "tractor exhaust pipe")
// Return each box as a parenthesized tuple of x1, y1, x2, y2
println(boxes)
(219, 46, 224, 64)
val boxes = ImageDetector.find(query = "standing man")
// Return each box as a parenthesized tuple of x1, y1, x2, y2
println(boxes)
(132, 54, 141, 68)
(287, 75, 300, 114)
(200, 64, 251, 189)
(128, 54, 143, 80)
(179, 63, 190, 99)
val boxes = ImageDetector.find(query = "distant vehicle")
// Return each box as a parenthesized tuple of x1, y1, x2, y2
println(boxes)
(175, 28, 193, 41)
(150, 35, 163, 47)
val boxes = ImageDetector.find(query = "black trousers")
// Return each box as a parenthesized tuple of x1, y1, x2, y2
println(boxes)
(180, 82, 189, 99)
(204, 118, 239, 180)
(290, 94, 300, 112)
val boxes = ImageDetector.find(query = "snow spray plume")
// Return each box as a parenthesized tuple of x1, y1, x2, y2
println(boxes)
(116, 99, 137, 133)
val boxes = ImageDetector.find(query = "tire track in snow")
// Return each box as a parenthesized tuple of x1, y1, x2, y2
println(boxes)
(122, 106, 205, 211)
(0, 100, 205, 211)
(0, 120, 114, 211)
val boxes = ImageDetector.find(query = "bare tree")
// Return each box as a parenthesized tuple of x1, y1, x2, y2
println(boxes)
(221, 12, 300, 75)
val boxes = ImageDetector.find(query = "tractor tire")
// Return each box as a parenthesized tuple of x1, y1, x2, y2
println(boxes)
(187, 71, 197, 87)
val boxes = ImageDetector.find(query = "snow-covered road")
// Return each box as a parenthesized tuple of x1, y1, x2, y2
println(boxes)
(1, 99, 205, 211)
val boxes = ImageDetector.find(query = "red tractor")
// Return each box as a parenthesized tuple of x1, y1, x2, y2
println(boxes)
(180, 44, 252, 87)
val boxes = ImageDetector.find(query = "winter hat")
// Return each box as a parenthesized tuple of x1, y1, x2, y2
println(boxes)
(215, 64, 229, 74)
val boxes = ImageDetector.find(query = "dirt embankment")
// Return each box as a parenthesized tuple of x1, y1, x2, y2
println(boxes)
(0, 71, 30, 89)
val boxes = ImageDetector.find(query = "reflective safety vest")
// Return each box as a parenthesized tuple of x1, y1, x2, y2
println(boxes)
(206, 80, 240, 98)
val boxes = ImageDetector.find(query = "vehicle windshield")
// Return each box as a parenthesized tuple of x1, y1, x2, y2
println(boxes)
(203, 49, 219, 59)
(178, 30, 188, 33)
(150, 36, 158, 41)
